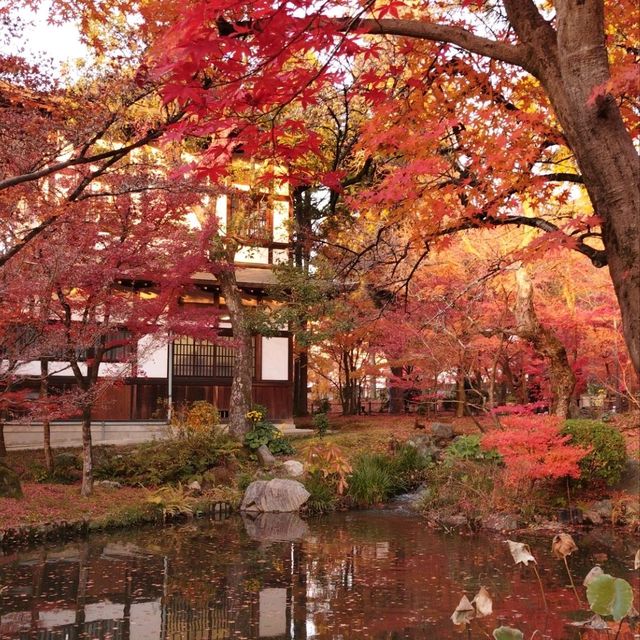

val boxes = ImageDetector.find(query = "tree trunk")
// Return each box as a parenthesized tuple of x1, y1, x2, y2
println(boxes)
(0, 417, 6, 458)
(293, 336, 309, 417)
(218, 268, 253, 438)
(514, 268, 575, 418)
(507, 0, 640, 375)
(80, 404, 93, 497)
(455, 367, 466, 418)
(388, 366, 405, 414)
(40, 360, 53, 475)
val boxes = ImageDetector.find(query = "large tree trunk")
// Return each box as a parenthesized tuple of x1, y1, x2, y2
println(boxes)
(80, 404, 93, 497)
(40, 360, 53, 475)
(514, 268, 575, 418)
(506, 0, 640, 375)
(218, 268, 253, 438)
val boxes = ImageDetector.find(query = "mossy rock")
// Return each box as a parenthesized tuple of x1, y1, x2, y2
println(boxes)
(0, 461, 23, 499)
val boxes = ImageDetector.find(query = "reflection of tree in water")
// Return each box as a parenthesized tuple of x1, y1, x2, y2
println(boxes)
(0, 512, 637, 640)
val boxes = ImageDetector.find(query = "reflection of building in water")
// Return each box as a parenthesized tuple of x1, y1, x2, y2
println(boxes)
(0, 518, 302, 640)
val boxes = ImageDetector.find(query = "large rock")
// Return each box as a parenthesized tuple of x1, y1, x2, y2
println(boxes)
(431, 422, 454, 440)
(591, 499, 613, 520)
(483, 513, 520, 532)
(406, 435, 436, 460)
(242, 512, 309, 542)
(283, 460, 304, 477)
(257, 445, 276, 468)
(240, 479, 310, 513)
(583, 510, 603, 525)
(0, 462, 22, 499)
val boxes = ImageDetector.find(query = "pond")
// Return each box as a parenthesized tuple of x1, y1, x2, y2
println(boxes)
(0, 508, 637, 639)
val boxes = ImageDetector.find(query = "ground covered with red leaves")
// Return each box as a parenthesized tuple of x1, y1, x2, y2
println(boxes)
(0, 483, 147, 530)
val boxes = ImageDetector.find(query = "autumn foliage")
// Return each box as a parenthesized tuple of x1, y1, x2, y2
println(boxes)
(481, 416, 591, 487)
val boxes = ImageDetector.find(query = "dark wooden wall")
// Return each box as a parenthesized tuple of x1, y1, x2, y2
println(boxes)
(43, 378, 293, 421)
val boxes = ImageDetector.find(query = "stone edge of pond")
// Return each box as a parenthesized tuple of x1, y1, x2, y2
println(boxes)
(0, 499, 234, 552)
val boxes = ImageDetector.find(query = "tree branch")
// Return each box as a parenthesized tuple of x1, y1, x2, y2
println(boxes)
(348, 18, 528, 68)
(437, 214, 607, 267)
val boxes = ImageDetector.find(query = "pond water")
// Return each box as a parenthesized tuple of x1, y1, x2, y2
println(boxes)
(0, 508, 637, 639)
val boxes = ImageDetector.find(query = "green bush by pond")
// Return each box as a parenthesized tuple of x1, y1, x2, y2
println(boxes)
(95, 431, 239, 486)
(563, 419, 627, 486)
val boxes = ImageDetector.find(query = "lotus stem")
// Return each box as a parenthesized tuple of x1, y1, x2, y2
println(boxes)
(613, 619, 624, 640)
(563, 555, 582, 606)
(531, 563, 548, 610)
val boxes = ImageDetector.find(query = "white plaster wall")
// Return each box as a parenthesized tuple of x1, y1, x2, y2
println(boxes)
(272, 200, 289, 242)
(261, 337, 289, 381)
(235, 246, 269, 264)
(216, 194, 228, 231)
(137, 336, 168, 378)
(272, 249, 289, 264)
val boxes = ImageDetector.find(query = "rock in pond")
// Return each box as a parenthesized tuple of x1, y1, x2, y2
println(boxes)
(257, 444, 276, 468)
(242, 512, 309, 542)
(282, 460, 304, 477)
(240, 478, 310, 513)
(0, 461, 22, 499)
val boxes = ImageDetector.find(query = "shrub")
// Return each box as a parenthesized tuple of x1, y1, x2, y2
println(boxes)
(52, 452, 82, 483)
(347, 453, 394, 506)
(171, 401, 220, 437)
(304, 442, 352, 494)
(244, 408, 294, 456)
(444, 435, 502, 465)
(312, 412, 330, 437)
(417, 459, 501, 520)
(563, 419, 627, 486)
(95, 431, 238, 486)
(146, 483, 194, 520)
(482, 416, 591, 490)
(304, 471, 339, 514)
(389, 444, 432, 492)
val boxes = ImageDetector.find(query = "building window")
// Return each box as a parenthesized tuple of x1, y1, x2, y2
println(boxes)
(229, 192, 271, 242)
(172, 335, 254, 378)
(101, 329, 135, 363)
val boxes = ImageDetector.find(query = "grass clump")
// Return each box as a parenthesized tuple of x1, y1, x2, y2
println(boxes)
(304, 471, 339, 514)
(347, 453, 395, 507)
(563, 419, 627, 486)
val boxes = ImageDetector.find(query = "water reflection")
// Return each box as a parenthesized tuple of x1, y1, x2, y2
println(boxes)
(0, 510, 637, 639)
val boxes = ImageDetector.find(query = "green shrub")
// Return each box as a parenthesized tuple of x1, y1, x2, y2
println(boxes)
(348, 453, 394, 506)
(444, 435, 502, 465)
(244, 420, 294, 456)
(312, 412, 330, 437)
(563, 419, 627, 486)
(304, 471, 338, 514)
(52, 452, 82, 483)
(95, 431, 238, 486)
